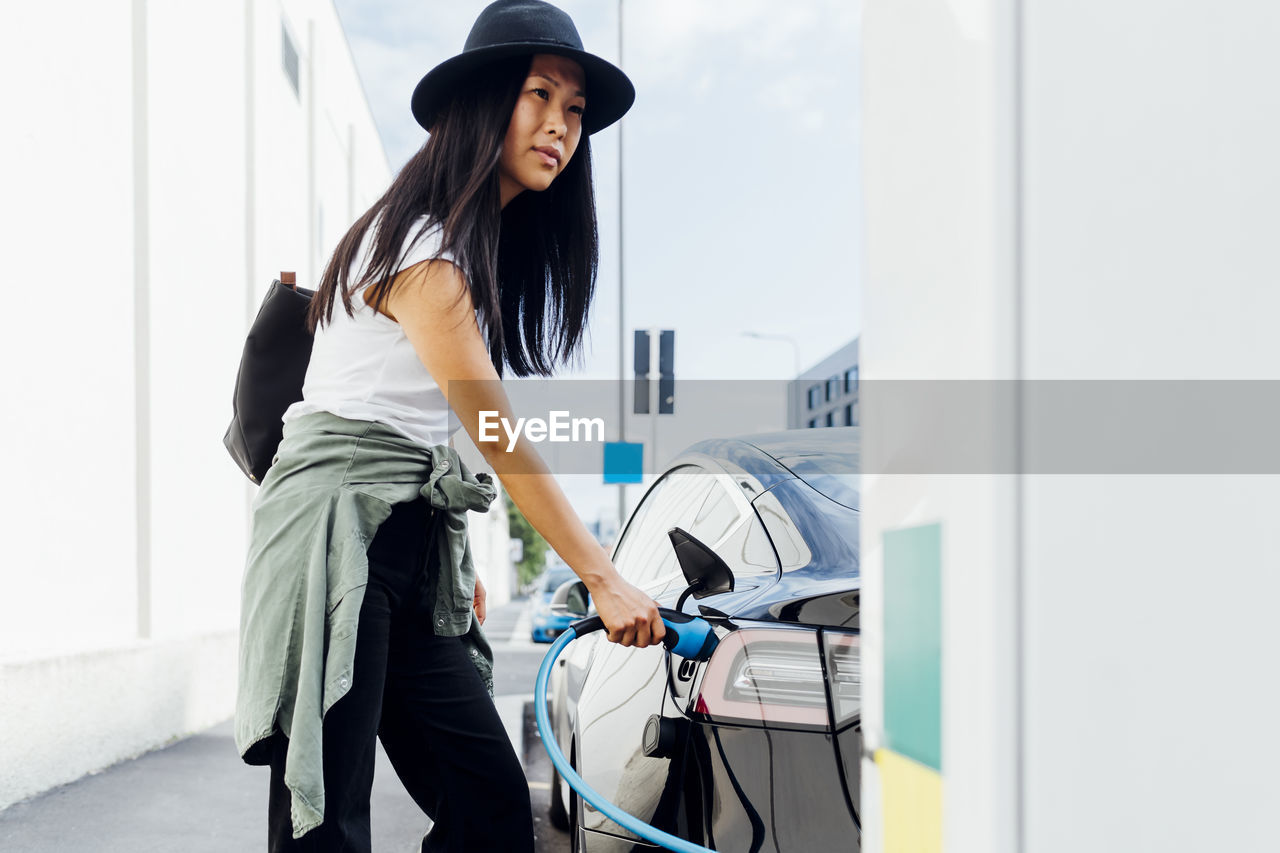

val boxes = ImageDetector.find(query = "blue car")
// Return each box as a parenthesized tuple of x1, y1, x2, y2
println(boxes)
(530, 566, 577, 643)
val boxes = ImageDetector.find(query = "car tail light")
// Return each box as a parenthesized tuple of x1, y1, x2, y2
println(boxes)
(822, 630, 861, 727)
(693, 628, 830, 729)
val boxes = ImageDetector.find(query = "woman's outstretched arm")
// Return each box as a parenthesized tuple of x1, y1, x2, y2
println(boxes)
(386, 259, 665, 649)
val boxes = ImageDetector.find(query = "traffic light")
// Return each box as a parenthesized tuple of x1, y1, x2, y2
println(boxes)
(658, 329, 674, 414)
(633, 330, 650, 415)
(633, 329, 674, 414)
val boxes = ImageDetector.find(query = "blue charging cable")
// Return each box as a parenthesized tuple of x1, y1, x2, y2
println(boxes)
(534, 608, 719, 853)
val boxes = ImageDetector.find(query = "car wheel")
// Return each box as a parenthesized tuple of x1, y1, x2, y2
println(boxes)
(548, 761, 569, 830)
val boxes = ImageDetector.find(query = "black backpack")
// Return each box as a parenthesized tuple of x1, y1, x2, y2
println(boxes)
(223, 272, 314, 484)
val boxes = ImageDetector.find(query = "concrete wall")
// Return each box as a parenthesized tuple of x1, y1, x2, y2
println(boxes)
(1, 0, 142, 664)
(0, 0, 391, 809)
(859, 4, 1020, 850)
(860, 1, 1280, 851)
(1019, 3, 1280, 849)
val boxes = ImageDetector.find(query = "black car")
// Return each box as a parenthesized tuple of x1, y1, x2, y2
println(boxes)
(546, 427, 860, 852)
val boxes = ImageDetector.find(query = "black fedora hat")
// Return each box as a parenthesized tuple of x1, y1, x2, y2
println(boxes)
(411, 0, 635, 136)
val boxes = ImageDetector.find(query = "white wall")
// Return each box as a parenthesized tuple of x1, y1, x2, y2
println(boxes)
(146, 0, 253, 643)
(859, 2, 1021, 851)
(1019, 3, 1280, 850)
(861, 1, 1280, 851)
(0, 0, 141, 662)
(0, 0, 391, 809)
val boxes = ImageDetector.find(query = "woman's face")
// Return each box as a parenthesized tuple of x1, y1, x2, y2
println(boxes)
(497, 53, 587, 207)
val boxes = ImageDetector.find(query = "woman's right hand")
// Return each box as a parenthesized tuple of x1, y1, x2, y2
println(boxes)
(585, 570, 666, 649)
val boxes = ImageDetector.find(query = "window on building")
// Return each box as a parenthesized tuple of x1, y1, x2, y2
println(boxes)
(845, 366, 858, 393)
(808, 417, 819, 429)
(282, 23, 300, 99)
(807, 385, 822, 409)
(845, 403, 855, 426)
(825, 411, 835, 427)
(827, 376, 840, 401)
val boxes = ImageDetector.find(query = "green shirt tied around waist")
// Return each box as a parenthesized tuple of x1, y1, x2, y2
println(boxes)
(234, 410, 497, 840)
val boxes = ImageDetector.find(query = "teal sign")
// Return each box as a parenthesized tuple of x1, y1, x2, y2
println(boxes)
(603, 441, 644, 483)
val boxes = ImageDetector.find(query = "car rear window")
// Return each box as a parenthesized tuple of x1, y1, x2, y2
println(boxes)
(773, 450, 859, 510)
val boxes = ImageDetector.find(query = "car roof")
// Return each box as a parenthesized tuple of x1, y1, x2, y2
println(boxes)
(671, 428, 860, 622)
(681, 427, 859, 511)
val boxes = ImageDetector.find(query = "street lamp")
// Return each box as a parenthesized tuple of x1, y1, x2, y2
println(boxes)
(616, 0, 627, 530)
(742, 331, 803, 377)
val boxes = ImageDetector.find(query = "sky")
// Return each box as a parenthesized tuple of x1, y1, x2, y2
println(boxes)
(330, 0, 863, 532)
(331, 0, 863, 382)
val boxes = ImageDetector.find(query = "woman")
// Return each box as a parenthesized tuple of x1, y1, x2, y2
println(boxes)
(233, 2, 664, 850)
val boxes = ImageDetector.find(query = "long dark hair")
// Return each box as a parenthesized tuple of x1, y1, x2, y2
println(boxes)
(305, 54, 599, 378)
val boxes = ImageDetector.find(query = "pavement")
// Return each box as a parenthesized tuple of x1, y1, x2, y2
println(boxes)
(0, 596, 571, 852)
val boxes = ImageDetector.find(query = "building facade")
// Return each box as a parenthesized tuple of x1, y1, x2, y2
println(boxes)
(0, 0, 501, 810)
(788, 338, 860, 429)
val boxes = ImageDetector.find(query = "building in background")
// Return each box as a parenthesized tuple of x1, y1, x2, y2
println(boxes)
(0, 0, 507, 811)
(788, 338, 859, 428)
(587, 516, 620, 551)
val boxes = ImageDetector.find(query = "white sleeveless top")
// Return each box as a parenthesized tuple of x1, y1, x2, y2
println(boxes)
(282, 214, 477, 449)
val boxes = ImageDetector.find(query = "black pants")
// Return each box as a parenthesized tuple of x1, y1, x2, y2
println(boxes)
(267, 496, 534, 852)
